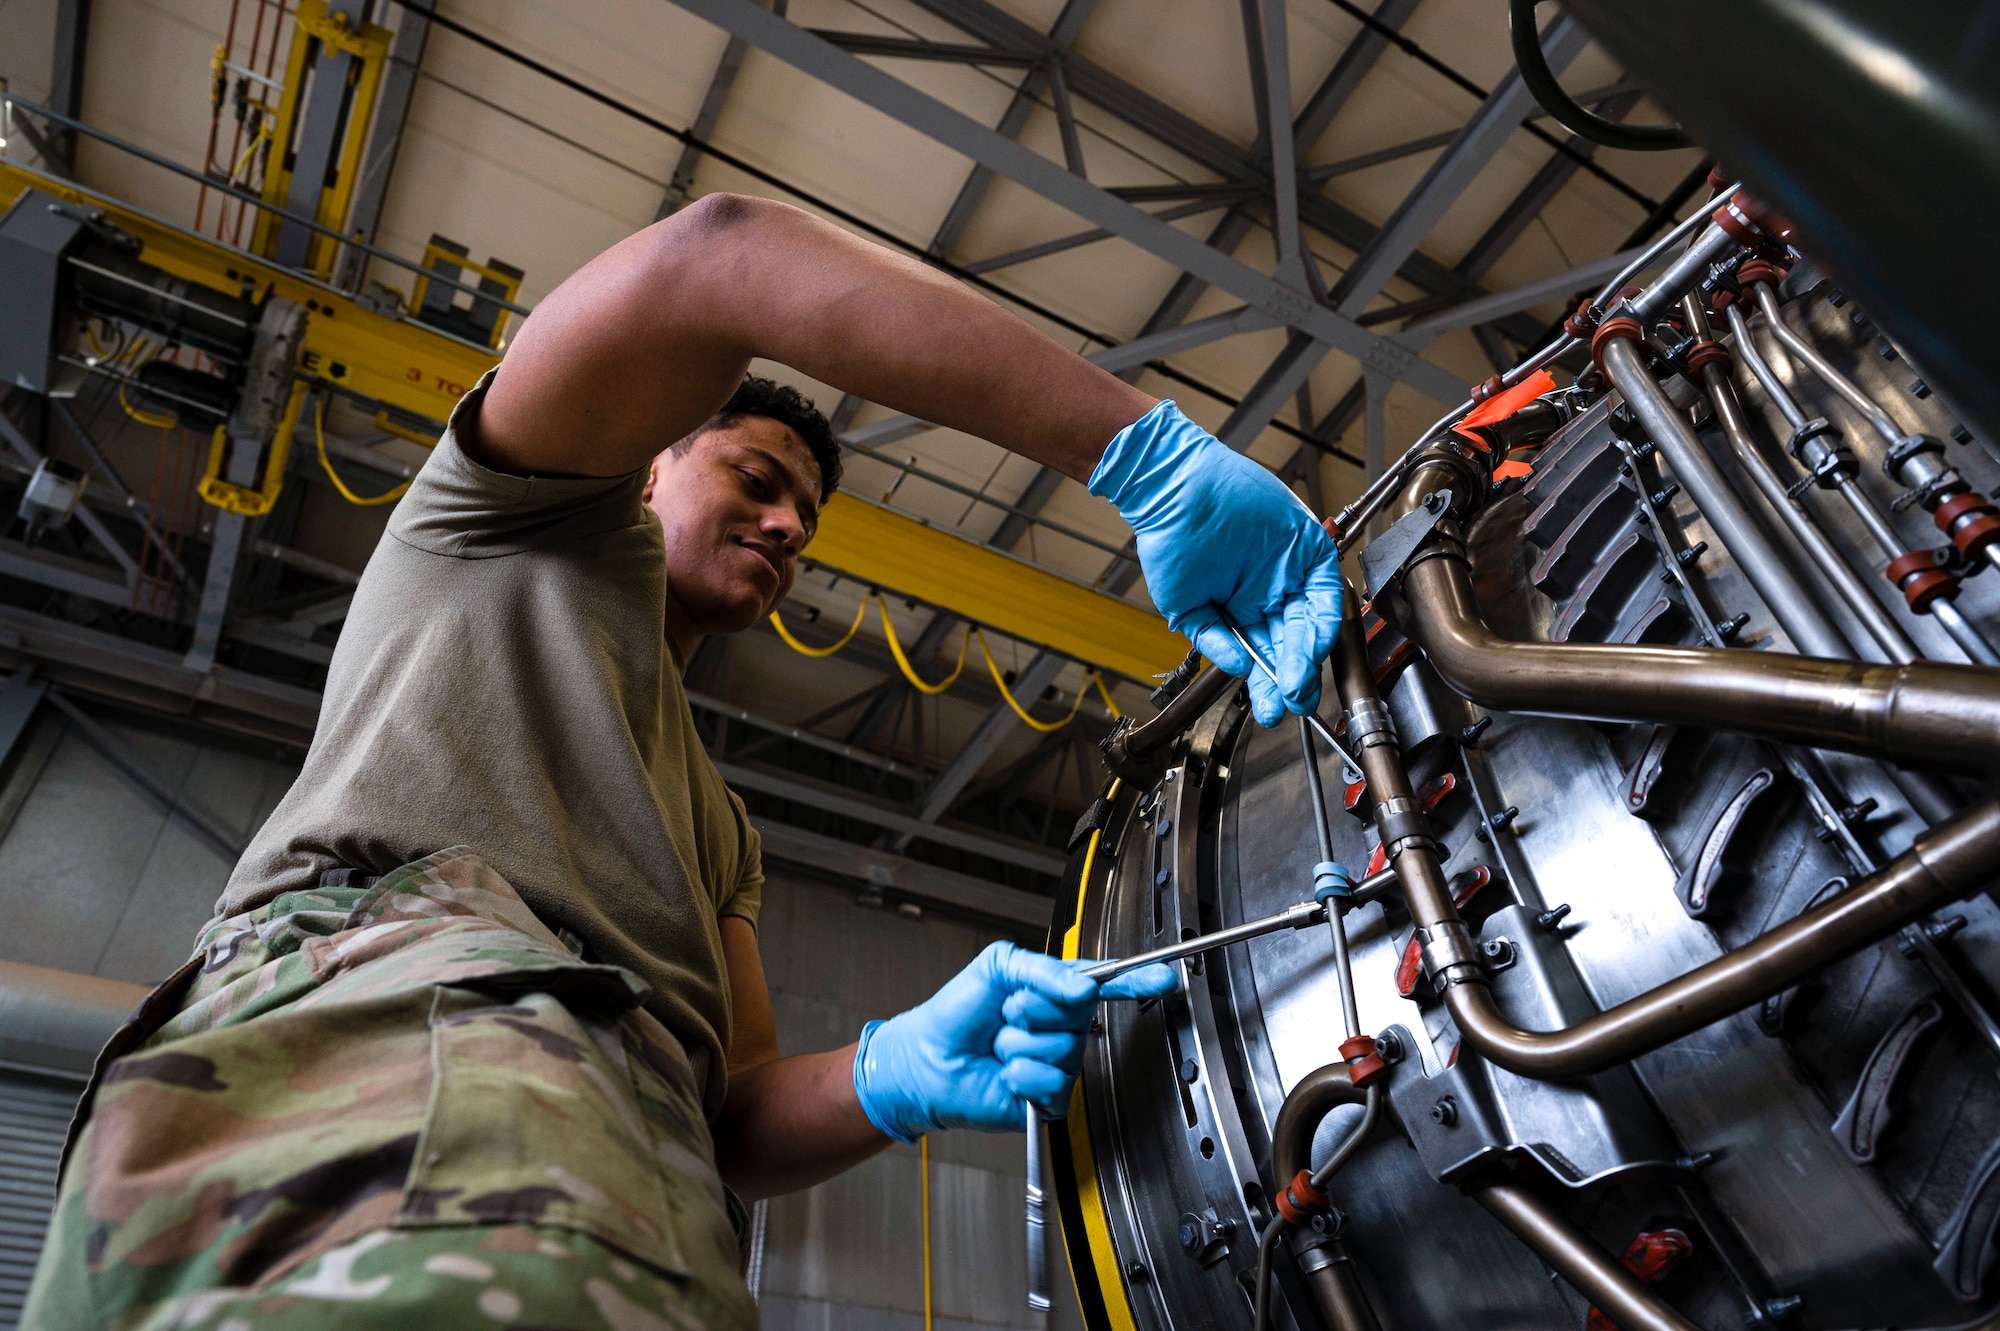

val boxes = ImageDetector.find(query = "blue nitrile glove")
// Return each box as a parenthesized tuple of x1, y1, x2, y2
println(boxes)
(852, 941, 1179, 1141)
(1090, 400, 1342, 727)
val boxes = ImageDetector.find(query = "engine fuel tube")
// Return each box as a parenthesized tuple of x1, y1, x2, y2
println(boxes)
(1338, 569, 2000, 1078)
(1391, 460, 2000, 776)
(1438, 794, 2000, 1080)
(1469, 1177, 1700, 1331)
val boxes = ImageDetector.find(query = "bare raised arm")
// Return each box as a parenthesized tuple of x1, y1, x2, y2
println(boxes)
(471, 194, 1158, 479)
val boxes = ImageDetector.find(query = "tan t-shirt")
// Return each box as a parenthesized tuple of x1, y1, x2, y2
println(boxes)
(219, 370, 762, 1118)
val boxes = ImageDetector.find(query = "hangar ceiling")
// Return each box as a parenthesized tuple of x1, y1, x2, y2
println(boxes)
(0, 0, 1709, 926)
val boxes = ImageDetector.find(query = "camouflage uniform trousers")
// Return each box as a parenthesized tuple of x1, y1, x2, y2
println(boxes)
(20, 848, 758, 1330)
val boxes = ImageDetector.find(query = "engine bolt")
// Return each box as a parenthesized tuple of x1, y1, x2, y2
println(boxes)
(1489, 806, 1520, 831)
(1180, 1058, 1199, 1084)
(1765, 1294, 1804, 1320)
(1430, 1096, 1457, 1127)
(1718, 612, 1752, 641)
(1126, 1262, 1149, 1281)
(1459, 716, 1492, 747)
(1537, 903, 1572, 932)
(1376, 1029, 1406, 1065)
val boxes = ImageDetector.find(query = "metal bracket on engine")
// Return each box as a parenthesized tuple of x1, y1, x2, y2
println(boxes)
(1359, 487, 1454, 602)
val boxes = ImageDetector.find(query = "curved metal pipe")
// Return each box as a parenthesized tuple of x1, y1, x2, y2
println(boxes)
(1395, 467, 2000, 776)
(1272, 1062, 1366, 1183)
(1100, 663, 1234, 776)
(1436, 796, 2000, 1079)
(1469, 1177, 1700, 1331)
(1262, 1064, 1380, 1331)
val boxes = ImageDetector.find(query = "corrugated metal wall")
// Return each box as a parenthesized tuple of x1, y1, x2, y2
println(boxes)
(0, 696, 1083, 1329)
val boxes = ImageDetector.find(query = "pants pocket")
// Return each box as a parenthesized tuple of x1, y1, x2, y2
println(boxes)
(397, 986, 693, 1279)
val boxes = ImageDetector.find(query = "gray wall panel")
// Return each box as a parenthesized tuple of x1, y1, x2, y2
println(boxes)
(0, 706, 297, 985)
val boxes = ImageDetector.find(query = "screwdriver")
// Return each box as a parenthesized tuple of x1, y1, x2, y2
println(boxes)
(1024, 895, 1332, 1309)
(1218, 615, 1365, 777)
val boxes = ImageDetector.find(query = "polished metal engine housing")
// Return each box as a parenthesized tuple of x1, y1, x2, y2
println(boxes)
(1049, 277, 2000, 1331)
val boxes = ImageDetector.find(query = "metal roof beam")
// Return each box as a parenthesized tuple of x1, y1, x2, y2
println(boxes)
(1401, 247, 1641, 336)
(752, 819, 1052, 927)
(904, 0, 1530, 333)
(665, 0, 1463, 401)
(716, 756, 1067, 875)
(657, 0, 786, 219)
(809, 32, 1036, 66)
(1330, 11, 1591, 317)
(925, 0, 1096, 260)
(1452, 92, 1642, 285)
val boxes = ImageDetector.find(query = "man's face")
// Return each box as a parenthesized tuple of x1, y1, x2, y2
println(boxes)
(644, 415, 822, 639)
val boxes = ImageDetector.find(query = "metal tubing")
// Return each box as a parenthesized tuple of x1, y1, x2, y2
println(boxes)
(1272, 1062, 1366, 1183)
(1590, 183, 1738, 316)
(1936, 599, 2000, 667)
(1299, 715, 1363, 1039)
(1262, 1064, 1382, 1331)
(1081, 900, 1323, 981)
(1393, 470, 2000, 776)
(1437, 797, 2000, 1079)
(1600, 335, 1852, 658)
(1470, 1177, 1701, 1331)
(1629, 221, 1739, 324)
(1024, 1104, 1048, 1311)
(1730, 297, 2000, 663)
(1695, 361, 1918, 663)
(1748, 282, 1900, 443)
(1102, 663, 1235, 772)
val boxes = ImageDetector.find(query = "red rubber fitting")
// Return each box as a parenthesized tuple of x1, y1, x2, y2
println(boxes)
(1320, 515, 1343, 543)
(1714, 193, 1792, 246)
(1275, 1169, 1328, 1225)
(1470, 374, 1504, 404)
(1948, 512, 2000, 561)
(1563, 297, 1599, 340)
(1685, 340, 1732, 375)
(1705, 165, 1732, 191)
(1590, 315, 1645, 377)
(1709, 289, 1736, 314)
(1736, 257, 1782, 289)
(1340, 1034, 1387, 1088)
(1935, 491, 2000, 559)
(1887, 549, 1959, 613)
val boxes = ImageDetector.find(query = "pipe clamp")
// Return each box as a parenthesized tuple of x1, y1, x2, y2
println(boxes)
(1345, 698, 1399, 750)
(1420, 921, 1486, 987)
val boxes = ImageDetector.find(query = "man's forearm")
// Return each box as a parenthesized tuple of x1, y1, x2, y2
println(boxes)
(476, 194, 1156, 480)
(711, 1043, 890, 1201)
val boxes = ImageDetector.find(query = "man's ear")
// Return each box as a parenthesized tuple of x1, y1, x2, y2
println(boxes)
(642, 460, 660, 506)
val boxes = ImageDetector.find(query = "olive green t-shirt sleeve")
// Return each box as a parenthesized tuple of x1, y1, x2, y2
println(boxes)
(716, 791, 764, 929)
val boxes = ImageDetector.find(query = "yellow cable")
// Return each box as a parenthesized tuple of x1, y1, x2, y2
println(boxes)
(878, 594, 970, 695)
(975, 629, 1094, 733)
(921, 1134, 934, 1331)
(769, 597, 867, 657)
(118, 380, 178, 429)
(316, 394, 412, 506)
(229, 125, 271, 188)
(115, 339, 178, 428)
(1092, 671, 1122, 719)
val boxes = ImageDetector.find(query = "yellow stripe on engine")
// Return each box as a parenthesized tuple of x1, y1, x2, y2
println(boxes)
(1059, 782, 1140, 1331)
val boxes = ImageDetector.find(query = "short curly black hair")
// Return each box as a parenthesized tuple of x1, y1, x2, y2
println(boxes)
(680, 376, 842, 502)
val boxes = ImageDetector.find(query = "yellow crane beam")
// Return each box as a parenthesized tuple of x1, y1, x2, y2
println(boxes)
(2, 163, 1183, 682)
